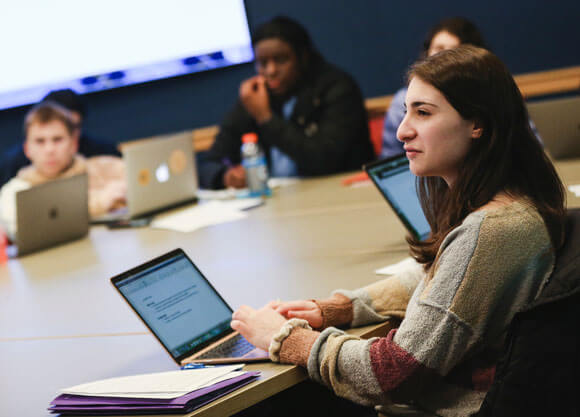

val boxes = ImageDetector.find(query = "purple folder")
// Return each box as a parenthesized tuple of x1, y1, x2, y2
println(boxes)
(48, 371, 260, 415)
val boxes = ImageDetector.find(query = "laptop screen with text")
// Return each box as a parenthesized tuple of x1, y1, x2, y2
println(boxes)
(113, 251, 233, 359)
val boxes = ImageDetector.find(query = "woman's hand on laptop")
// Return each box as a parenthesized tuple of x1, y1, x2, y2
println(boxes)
(269, 300, 323, 329)
(231, 305, 286, 351)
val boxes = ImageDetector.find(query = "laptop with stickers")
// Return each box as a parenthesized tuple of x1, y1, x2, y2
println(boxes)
(92, 131, 198, 223)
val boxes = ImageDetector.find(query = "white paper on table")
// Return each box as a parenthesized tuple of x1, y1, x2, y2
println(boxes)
(375, 257, 417, 276)
(568, 184, 580, 197)
(60, 365, 244, 399)
(196, 188, 238, 200)
(76, 370, 249, 399)
(267, 177, 300, 189)
(150, 201, 248, 232)
(224, 198, 264, 211)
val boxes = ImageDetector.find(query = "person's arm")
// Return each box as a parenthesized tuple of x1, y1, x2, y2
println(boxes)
(257, 73, 371, 175)
(380, 88, 407, 159)
(198, 102, 257, 189)
(277, 206, 555, 406)
(0, 178, 30, 240)
(274, 258, 425, 330)
(86, 156, 126, 217)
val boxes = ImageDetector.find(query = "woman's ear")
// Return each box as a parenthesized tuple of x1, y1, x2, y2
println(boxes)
(471, 119, 484, 139)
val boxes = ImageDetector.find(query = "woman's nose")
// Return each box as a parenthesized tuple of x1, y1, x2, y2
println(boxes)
(396, 114, 415, 143)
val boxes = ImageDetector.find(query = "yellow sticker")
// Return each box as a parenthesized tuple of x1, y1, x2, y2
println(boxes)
(169, 149, 187, 175)
(138, 169, 151, 186)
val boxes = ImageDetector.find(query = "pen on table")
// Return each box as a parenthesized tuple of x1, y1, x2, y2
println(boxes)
(181, 363, 215, 370)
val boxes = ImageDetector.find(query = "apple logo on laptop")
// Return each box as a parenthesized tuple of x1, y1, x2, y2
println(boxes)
(155, 163, 170, 183)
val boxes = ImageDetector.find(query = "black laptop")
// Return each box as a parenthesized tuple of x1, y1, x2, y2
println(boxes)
(111, 248, 269, 365)
(364, 154, 430, 241)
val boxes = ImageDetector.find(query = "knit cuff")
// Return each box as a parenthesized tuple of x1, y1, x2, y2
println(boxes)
(269, 319, 312, 362)
(314, 293, 353, 329)
(279, 327, 320, 368)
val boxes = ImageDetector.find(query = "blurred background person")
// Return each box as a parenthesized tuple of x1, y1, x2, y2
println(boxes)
(199, 16, 374, 189)
(0, 102, 125, 239)
(0, 88, 120, 187)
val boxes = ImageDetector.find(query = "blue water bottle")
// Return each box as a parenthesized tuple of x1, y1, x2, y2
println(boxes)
(241, 132, 270, 197)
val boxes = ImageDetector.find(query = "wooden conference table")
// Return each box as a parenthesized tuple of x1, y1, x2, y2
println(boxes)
(1, 159, 579, 417)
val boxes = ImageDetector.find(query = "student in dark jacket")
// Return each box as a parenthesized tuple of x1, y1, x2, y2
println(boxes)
(199, 16, 374, 189)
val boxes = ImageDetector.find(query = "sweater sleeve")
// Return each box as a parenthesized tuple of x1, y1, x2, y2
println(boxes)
(279, 204, 555, 407)
(315, 258, 424, 329)
(86, 156, 126, 217)
(199, 102, 257, 189)
(0, 177, 30, 240)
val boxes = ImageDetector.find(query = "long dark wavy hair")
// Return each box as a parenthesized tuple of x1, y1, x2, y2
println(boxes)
(406, 46, 566, 270)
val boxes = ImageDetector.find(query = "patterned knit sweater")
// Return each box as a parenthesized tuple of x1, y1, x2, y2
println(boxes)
(278, 201, 555, 417)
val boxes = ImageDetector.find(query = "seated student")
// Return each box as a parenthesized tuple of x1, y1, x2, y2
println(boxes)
(0, 102, 125, 239)
(0, 88, 120, 187)
(199, 16, 374, 189)
(230, 46, 568, 416)
(381, 17, 487, 159)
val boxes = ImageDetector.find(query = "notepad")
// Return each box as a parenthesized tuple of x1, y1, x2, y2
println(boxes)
(150, 199, 263, 233)
(375, 257, 418, 276)
(61, 364, 243, 399)
(49, 369, 260, 415)
(569, 184, 580, 197)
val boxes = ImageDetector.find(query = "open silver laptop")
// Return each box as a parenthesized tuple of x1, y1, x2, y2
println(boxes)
(14, 174, 89, 256)
(93, 131, 198, 223)
(111, 248, 269, 365)
(527, 96, 580, 159)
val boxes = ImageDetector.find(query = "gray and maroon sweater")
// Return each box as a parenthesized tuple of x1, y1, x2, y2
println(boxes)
(278, 201, 555, 417)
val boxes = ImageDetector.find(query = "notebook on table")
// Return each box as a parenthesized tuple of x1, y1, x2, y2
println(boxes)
(527, 96, 580, 159)
(92, 131, 198, 224)
(13, 174, 89, 256)
(364, 154, 430, 241)
(111, 248, 269, 365)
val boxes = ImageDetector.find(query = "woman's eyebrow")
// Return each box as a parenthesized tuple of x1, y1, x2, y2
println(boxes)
(409, 101, 438, 109)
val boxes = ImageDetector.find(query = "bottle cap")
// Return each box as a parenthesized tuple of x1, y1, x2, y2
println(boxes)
(242, 132, 258, 143)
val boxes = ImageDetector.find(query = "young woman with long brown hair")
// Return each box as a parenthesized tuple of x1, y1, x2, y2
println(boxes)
(231, 46, 566, 417)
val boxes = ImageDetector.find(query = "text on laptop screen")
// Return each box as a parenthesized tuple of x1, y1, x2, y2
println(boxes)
(115, 253, 232, 358)
(367, 157, 431, 240)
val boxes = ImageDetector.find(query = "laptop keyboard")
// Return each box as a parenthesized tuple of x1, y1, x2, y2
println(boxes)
(196, 333, 254, 359)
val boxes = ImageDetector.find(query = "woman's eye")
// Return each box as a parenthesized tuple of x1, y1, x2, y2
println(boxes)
(417, 109, 430, 116)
